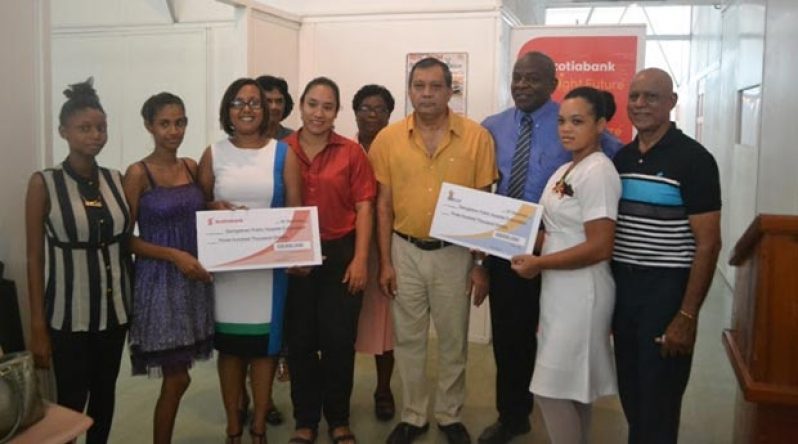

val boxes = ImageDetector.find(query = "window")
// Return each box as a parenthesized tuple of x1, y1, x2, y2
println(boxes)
(545, 5, 693, 87)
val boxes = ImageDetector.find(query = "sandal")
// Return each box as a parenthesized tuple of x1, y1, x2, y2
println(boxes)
(374, 391, 395, 421)
(226, 431, 243, 444)
(288, 427, 317, 444)
(250, 428, 267, 444)
(329, 426, 357, 444)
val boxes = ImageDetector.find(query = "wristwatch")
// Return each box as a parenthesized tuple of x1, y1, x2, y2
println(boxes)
(473, 257, 484, 267)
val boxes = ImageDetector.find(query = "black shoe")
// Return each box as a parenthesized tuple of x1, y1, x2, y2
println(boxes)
(438, 422, 472, 444)
(266, 405, 283, 425)
(477, 421, 530, 444)
(374, 391, 396, 421)
(386, 422, 429, 444)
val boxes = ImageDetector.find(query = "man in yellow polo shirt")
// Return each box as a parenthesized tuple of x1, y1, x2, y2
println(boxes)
(369, 57, 497, 444)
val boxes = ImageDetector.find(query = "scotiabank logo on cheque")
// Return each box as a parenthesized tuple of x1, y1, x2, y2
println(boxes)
(207, 217, 244, 226)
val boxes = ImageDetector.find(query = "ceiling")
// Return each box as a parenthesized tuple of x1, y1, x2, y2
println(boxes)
(543, 0, 726, 6)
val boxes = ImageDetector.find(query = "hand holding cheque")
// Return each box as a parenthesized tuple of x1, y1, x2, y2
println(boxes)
(196, 207, 322, 272)
(429, 182, 543, 261)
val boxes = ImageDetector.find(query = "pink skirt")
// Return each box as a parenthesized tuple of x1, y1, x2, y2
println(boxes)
(355, 243, 394, 355)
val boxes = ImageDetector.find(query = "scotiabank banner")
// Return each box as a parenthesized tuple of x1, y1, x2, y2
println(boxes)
(511, 26, 646, 144)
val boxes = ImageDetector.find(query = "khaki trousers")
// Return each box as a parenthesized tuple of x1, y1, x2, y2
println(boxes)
(391, 234, 472, 426)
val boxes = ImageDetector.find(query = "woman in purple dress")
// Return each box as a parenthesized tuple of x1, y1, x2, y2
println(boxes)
(123, 92, 214, 444)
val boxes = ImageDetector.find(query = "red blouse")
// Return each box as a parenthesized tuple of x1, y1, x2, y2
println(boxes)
(285, 131, 376, 241)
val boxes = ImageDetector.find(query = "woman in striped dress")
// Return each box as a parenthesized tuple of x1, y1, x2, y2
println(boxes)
(25, 78, 132, 444)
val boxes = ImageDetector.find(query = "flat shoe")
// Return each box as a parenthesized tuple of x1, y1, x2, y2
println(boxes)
(331, 433, 356, 444)
(288, 428, 317, 444)
(329, 426, 357, 444)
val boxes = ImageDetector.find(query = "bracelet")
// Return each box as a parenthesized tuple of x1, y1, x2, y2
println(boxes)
(678, 309, 696, 321)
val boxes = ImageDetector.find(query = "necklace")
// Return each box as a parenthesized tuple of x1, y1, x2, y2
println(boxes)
(79, 175, 103, 208)
(62, 157, 104, 208)
(82, 195, 103, 208)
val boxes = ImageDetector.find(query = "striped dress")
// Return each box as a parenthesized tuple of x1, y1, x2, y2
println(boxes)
(40, 161, 131, 332)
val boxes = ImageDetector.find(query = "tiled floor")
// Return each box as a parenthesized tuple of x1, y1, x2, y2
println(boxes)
(105, 274, 736, 443)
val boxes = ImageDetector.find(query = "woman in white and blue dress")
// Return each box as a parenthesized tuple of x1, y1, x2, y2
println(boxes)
(198, 78, 301, 444)
(511, 86, 621, 444)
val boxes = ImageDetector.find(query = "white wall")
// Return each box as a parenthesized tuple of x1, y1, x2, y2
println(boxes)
(297, 11, 507, 139)
(50, 2, 242, 171)
(757, 0, 798, 214)
(682, 2, 765, 283)
(0, 0, 49, 343)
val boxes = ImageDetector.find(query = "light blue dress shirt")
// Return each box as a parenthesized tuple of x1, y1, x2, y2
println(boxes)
(482, 100, 622, 203)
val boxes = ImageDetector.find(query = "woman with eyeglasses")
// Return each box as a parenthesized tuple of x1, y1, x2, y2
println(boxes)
(351, 84, 397, 421)
(283, 77, 376, 444)
(198, 78, 301, 444)
(25, 78, 131, 443)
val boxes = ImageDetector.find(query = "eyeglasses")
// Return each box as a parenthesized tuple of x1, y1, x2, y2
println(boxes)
(356, 105, 388, 116)
(229, 98, 263, 110)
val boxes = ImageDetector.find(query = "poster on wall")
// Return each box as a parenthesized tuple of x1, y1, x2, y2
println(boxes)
(405, 52, 467, 115)
(511, 26, 645, 144)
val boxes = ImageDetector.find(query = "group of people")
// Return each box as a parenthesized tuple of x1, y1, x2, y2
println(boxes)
(24, 50, 721, 444)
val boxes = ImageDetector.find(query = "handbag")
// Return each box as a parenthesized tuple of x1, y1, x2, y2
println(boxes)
(0, 351, 45, 443)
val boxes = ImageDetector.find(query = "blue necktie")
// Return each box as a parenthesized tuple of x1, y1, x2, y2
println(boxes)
(507, 115, 532, 199)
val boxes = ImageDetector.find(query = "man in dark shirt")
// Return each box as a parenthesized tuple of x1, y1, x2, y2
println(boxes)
(612, 68, 722, 444)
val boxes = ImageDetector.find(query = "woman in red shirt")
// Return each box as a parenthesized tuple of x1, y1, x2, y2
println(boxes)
(283, 77, 376, 444)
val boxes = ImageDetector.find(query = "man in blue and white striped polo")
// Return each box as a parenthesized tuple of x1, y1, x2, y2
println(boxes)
(611, 67, 722, 444)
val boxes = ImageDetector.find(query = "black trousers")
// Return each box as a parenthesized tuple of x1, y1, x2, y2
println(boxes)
(612, 262, 693, 444)
(286, 233, 362, 430)
(486, 257, 541, 430)
(50, 325, 127, 444)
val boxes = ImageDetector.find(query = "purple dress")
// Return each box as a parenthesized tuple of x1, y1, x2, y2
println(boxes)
(129, 161, 214, 376)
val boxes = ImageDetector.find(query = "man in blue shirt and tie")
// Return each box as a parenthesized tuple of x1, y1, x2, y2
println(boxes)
(477, 51, 622, 444)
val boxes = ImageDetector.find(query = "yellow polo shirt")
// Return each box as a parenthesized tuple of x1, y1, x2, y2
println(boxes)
(369, 110, 498, 239)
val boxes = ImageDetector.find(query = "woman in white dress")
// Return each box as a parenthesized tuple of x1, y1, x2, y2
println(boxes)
(198, 78, 301, 444)
(511, 86, 621, 444)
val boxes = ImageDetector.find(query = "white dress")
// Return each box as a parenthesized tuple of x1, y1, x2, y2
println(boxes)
(211, 138, 287, 355)
(529, 151, 621, 403)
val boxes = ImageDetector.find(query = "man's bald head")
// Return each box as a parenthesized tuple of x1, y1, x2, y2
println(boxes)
(627, 68, 677, 134)
(633, 68, 674, 95)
